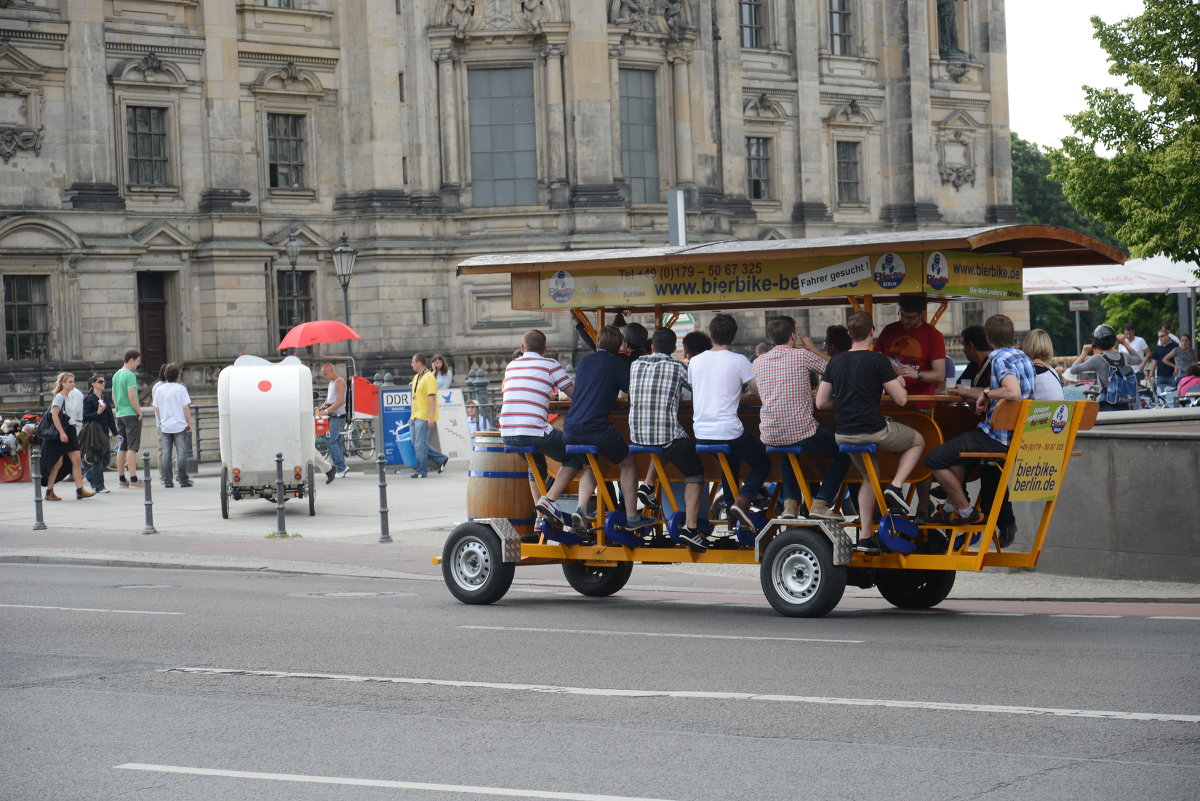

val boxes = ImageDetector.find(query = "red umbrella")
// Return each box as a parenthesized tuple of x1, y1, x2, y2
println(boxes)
(277, 320, 362, 351)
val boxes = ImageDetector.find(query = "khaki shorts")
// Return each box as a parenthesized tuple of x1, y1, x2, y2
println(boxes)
(836, 419, 919, 469)
(116, 415, 141, 451)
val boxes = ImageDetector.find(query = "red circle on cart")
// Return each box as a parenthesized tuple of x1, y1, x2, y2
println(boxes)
(258, 380, 272, 392)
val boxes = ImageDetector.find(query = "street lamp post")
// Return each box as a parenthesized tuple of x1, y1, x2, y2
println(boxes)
(331, 233, 357, 361)
(285, 229, 302, 340)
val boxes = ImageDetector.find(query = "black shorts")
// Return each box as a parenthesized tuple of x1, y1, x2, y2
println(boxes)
(564, 426, 628, 465)
(661, 437, 704, 481)
(925, 428, 1008, 471)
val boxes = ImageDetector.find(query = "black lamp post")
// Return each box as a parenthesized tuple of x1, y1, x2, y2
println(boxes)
(285, 228, 302, 333)
(331, 232, 357, 361)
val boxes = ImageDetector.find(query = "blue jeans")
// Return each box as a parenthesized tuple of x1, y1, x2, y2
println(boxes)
(410, 417, 447, 476)
(779, 427, 852, 506)
(326, 415, 347, 472)
(159, 430, 190, 484)
(698, 428, 771, 508)
(84, 452, 107, 490)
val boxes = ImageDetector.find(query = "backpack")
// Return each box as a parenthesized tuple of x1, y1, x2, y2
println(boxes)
(1101, 353, 1137, 405)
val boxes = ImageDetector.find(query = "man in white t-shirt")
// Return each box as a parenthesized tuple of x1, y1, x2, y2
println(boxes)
(150, 362, 194, 487)
(1122, 325, 1149, 379)
(688, 314, 769, 529)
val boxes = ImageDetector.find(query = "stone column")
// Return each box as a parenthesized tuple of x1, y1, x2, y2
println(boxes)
(791, 0, 832, 226)
(563, 0, 625, 209)
(542, 43, 569, 208)
(982, 0, 1020, 223)
(63, 0, 123, 209)
(197, 0, 254, 213)
(434, 48, 462, 206)
(608, 43, 624, 183)
(712, 0, 751, 218)
(669, 49, 694, 187)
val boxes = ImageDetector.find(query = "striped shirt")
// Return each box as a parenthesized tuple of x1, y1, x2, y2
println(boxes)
(498, 352, 574, 437)
(980, 347, 1036, 446)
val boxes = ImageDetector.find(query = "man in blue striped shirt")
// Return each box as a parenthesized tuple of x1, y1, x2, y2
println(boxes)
(924, 315, 1035, 526)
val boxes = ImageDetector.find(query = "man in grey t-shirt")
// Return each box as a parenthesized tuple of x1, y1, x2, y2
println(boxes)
(1072, 324, 1134, 410)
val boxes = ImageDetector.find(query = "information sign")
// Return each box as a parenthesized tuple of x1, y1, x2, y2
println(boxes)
(1008, 401, 1074, 502)
(1068, 299, 1089, 312)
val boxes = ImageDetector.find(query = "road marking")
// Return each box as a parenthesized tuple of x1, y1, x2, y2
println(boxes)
(959, 612, 1029, 617)
(1149, 616, 1200, 620)
(0, 603, 182, 616)
(115, 763, 678, 801)
(164, 667, 1200, 723)
(1050, 614, 1124, 619)
(459, 625, 864, 645)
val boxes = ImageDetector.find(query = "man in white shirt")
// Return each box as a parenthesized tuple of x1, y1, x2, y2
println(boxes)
(688, 313, 769, 529)
(1123, 325, 1149, 379)
(150, 362, 193, 488)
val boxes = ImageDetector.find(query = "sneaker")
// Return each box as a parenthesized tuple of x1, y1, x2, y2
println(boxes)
(636, 484, 659, 513)
(76, 487, 95, 499)
(163, 482, 174, 489)
(571, 509, 591, 534)
(920, 505, 953, 525)
(535, 496, 561, 520)
(97, 486, 110, 494)
(780, 499, 800, 519)
(118, 477, 129, 488)
(325, 468, 336, 485)
(436, 459, 447, 474)
(952, 508, 985, 526)
(678, 526, 709, 552)
(998, 521, 1018, 548)
(336, 467, 351, 479)
(622, 512, 656, 531)
(179, 481, 194, 488)
(855, 535, 882, 554)
(882, 485, 911, 516)
(728, 500, 756, 530)
(808, 498, 842, 521)
(45, 489, 61, 501)
(409, 472, 425, 479)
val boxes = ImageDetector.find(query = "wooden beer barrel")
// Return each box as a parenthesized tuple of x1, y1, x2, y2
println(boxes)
(467, 431, 534, 536)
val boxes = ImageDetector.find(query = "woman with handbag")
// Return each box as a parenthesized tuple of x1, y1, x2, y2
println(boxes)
(39, 372, 94, 501)
(80, 374, 117, 493)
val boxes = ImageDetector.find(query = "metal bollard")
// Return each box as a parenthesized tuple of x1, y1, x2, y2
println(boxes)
(141, 450, 157, 535)
(31, 445, 47, 531)
(270, 451, 288, 538)
(376, 453, 391, 543)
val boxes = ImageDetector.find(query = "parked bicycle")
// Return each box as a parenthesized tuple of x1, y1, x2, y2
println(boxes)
(315, 416, 376, 460)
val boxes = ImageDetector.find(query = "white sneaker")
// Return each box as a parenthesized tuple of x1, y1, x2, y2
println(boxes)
(335, 467, 350, 479)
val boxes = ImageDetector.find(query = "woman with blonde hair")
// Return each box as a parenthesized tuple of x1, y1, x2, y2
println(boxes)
(1022, 329, 1064, 400)
(40, 372, 94, 500)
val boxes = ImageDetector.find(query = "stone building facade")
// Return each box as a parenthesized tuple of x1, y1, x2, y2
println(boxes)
(0, 0, 1024, 400)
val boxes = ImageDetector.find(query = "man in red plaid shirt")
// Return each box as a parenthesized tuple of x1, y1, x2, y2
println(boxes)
(753, 316, 851, 519)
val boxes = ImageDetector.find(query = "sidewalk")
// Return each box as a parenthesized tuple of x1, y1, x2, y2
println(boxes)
(2, 460, 1198, 603)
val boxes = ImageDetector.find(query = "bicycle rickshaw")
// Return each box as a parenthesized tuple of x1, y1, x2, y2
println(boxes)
(437, 225, 1121, 617)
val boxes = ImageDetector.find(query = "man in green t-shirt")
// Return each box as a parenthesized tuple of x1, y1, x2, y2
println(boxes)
(111, 349, 143, 487)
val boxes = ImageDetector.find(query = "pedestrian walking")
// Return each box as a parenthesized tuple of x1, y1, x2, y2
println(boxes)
(112, 349, 143, 488)
(79, 375, 117, 493)
(316, 363, 349, 481)
(409, 353, 449, 478)
(40, 372, 94, 501)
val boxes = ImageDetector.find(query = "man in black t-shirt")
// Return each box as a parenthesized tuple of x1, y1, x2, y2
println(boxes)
(815, 312, 926, 550)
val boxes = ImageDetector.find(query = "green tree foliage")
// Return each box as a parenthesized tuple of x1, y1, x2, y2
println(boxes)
(1010, 133, 1114, 355)
(1048, 0, 1200, 274)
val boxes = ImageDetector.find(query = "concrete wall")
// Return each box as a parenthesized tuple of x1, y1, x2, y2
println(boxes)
(1013, 411, 1200, 583)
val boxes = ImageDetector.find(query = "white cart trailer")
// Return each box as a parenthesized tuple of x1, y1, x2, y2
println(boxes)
(217, 355, 317, 518)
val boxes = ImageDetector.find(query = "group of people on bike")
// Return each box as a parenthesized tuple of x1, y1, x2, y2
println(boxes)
(498, 295, 1047, 553)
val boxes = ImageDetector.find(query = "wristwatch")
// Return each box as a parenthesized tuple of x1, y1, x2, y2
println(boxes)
(917, 370, 924, 381)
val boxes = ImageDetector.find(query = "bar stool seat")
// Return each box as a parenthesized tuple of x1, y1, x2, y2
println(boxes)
(695, 443, 732, 454)
(565, 444, 600, 455)
(765, 445, 804, 455)
(503, 445, 539, 455)
(628, 444, 664, 454)
(838, 443, 879, 454)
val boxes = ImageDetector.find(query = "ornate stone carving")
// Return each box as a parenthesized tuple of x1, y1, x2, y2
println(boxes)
(432, 48, 460, 65)
(481, 0, 514, 30)
(937, 0, 968, 60)
(540, 43, 566, 60)
(0, 124, 41, 163)
(937, 129, 976, 190)
(610, 0, 657, 32)
(608, 43, 626, 59)
(521, 0, 547, 34)
(946, 61, 969, 83)
(281, 61, 302, 82)
(446, 0, 476, 39)
(140, 52, 163, 74)
(663, 0, 695, 41)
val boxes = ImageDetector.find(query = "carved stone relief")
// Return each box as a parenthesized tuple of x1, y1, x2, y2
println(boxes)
(438, 0, 559, 38)
(0, 46, 47, 164)
(609, 0, 695, 39)
(937, 129, 976, 190)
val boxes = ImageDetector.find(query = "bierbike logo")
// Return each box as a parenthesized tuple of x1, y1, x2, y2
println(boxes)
(1050, 404, 1069, 434)
(874, 252, 905, 289)
(547, 270, 575, 303)
(926, 251, 949, 291)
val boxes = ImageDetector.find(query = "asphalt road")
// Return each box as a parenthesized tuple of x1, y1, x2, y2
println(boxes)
(3, 563, 1198, 801)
